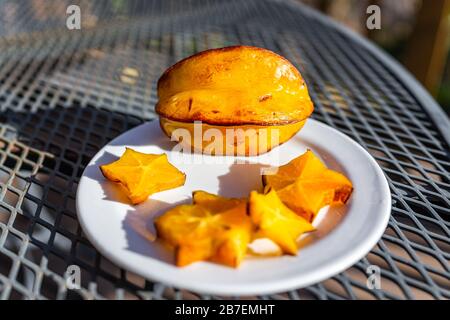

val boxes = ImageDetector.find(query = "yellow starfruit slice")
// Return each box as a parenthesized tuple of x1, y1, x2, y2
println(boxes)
(263, 150, 353, 221)
(100, 147, 186, 204)
(155, 193, 252, 267)
(248, 188, 314, 255)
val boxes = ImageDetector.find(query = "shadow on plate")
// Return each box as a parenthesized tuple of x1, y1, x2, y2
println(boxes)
(217, 161, 271, 198)
(81, 149, 189, 264)
(81, 130, 352, 266)
(122, 198, 189, 265)
(82, 150, 133, 204)
(297, 204, 348, 250)
(107, 121, 177, 152)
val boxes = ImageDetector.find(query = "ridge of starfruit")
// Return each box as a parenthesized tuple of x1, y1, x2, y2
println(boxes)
(192, 190, 246, 212)
(100, 147, 186, 204)
(155, 192, 252, 267)
(263, 150, 353, 221)
(249, 188, 314, 255)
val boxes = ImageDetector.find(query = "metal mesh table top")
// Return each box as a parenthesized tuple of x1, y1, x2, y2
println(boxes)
(0, 0, 449, 300)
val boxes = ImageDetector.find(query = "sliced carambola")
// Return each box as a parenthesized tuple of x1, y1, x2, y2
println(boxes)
(100, 147, 186, 204)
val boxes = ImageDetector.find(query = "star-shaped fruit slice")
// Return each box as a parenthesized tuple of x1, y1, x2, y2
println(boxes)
(100, 147, 186, 204)
(249, 188, 314, 255)
(263, 150, 353, 221)
(155, 192, 252, 267)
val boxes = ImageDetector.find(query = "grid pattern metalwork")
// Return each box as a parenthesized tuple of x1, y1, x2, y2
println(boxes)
(0, 0, 448, 300)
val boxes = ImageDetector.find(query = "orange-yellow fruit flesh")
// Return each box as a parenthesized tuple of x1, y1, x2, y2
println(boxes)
(100, 147, 186, 204)
(275, 181, 333, 222)
(156, 46, 314, 126)
(249, 189, 314, 255)
(192, 190, 245, 212)
(159, 117, 305, 156)
(155, 200, 252, 267)
(263, 150, 353, 221)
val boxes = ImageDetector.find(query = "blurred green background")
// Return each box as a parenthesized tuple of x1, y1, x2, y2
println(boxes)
(301, 0, 450, 115)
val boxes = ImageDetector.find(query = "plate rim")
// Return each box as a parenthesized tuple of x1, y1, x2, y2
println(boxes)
(76, 118, 391, 296)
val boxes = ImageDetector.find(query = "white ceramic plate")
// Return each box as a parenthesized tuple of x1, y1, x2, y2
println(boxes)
(76, 119, 390, 296)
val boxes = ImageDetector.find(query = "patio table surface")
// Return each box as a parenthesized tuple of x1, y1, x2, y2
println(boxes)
(0, 0, 449, 300)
